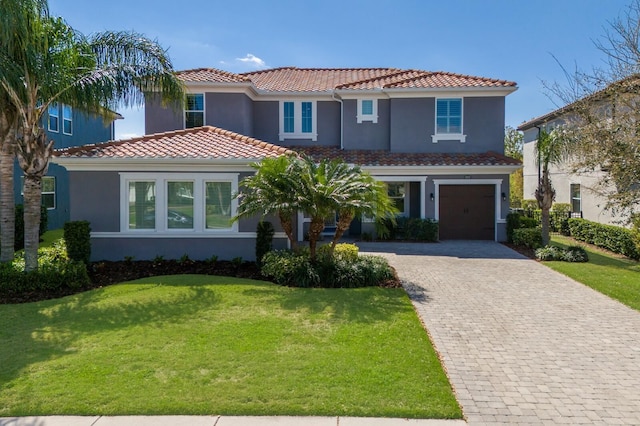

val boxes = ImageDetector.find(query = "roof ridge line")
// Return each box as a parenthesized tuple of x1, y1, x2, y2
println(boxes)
(334, 68, 411, 89)
(205, 126, 293, 155)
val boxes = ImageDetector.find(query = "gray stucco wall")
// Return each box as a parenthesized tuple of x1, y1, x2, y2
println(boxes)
(69, 171, 120, 232)
(343, 99, 390, 150)
(91, 237, 288, 262)
(145, 94, 183, 135)
(252, 101, 279, 142)
(205, 93, 253, 135)
(389, 97, 506, 154)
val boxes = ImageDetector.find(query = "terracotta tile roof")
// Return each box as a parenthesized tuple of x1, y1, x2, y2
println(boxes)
(176, 67, 516, 92)
(292, 146, 521, 167)
(175, 68, 251, 83)
(54, 126, 292, 160)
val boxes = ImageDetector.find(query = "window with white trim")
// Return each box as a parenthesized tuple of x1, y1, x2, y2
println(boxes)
(121, 173, 238, 233)
(279, 100, 317, 141)
(62, 104, 73, 135)
(48, 103, 59, 133)
(570, 183, 581, 213)
(357, 99, 378, 123)
(432, 98, 466, 143)
(185, 94, 204, 128)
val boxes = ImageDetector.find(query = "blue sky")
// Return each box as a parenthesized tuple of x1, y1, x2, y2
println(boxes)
(49, 0, 630, 139)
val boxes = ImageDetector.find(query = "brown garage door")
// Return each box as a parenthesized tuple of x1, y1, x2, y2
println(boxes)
(439, 185, 495, 240)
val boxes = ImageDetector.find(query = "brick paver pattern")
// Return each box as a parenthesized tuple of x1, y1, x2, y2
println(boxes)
(359, 241, 640, 425)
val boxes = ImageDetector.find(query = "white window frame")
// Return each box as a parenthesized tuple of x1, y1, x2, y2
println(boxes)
(357, 99, 378, 124)
(385, 181, 409, 217)
(184, 93, 205, 129)
(279, 100, 317, 141)
(48, 102, 59, 133)
(120, 173, 238, 234)
(62, 104, 73, 135)
(432, 97, 466, 143)
(570, 183, 581, 213)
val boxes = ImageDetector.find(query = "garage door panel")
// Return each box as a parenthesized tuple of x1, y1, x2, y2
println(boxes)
(439, 185, 495, 240)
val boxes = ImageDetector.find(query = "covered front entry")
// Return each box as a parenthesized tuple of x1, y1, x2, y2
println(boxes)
(439, 184, 495, 240)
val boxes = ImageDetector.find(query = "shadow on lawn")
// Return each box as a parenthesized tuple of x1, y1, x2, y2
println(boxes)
(0, 282, 218, 393)
(242, 285, 410, 323)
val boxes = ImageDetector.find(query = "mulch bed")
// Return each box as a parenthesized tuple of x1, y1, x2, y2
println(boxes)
(502, 243, 536, 260)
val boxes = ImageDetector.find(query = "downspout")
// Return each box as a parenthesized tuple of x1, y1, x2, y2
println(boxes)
(332, 91, 344, 150)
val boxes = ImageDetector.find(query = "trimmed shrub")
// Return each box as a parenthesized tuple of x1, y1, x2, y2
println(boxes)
(373, 217, 438, 241)
(568, 218, 640, 260)
(261, 249, 395, 288)
(64, 221, 91, 265)
(0, 240, 90, 296)
(317, 243, 359, 262)
(512, 227, 543, 249)
(551, 203, 571, 214)
(255, 221, 274, 267)
(507, 213, 540, 243)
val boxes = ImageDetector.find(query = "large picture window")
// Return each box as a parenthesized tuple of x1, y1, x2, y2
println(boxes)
(185, 94, 204, 128)
(386, 182, 406, 216)
(121, 173, 238, 233)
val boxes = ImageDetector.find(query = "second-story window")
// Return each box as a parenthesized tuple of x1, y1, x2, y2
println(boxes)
(62, 104, 73, 135)
(279, 100, 317, 141)
(185, 94, 204, 128)
(357, 99, 378, 123)
(48, 103, 59, 133)
(432, 98, 466, 143)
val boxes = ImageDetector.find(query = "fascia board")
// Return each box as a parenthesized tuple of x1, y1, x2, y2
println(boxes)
(52, 157, 260, 172)
(383, 86, 517, 98)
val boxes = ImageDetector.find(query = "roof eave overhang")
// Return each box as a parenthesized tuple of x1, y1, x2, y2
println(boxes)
(51, 157, 266, 172)
(381, 86, 518, 98)
(361, 164, 521, 176)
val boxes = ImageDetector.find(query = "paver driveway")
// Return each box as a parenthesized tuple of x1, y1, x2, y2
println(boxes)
(358, 241, 640, 425)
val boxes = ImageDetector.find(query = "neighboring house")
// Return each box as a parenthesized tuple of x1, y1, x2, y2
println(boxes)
(53, 67, 520, 261)
(518, 108, 624, 226)
(9, 103, 120, 230)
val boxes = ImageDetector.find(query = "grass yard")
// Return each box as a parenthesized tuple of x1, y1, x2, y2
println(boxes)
(547, 235, 640, 311)
(0, 275, 461, 418)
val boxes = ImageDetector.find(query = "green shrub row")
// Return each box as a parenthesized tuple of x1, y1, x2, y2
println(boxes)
(568, 218, 640, 260)
(535, 245, 589, 262)
(261, 246, 395, 288)
(64, 221, 91, 264)
(375, 217, 438, 241)
(0, 240, 90, 296)
(512, 227, 543, 249)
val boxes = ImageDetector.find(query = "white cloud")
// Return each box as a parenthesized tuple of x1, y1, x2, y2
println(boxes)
(235, 53, 267, 68)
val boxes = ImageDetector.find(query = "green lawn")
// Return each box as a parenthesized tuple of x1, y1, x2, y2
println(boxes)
(0, 275, 461, 418)
(547, 235, 640, 311)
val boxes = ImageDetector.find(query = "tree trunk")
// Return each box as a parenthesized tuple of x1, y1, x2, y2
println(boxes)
(278, 211, 297, 251)
(308, 217, 325, 261)
(535, 167, 555, 246)
(0, 113, 17, 263)
(330, 210, 355, 255)
(16, 128, 54, 272)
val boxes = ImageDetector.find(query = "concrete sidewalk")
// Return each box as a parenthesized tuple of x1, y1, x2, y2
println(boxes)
(0, 416, 466, 426)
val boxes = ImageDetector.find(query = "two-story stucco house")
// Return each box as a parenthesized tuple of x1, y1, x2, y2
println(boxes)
(53, 67, 520, 261)
(8, 104, 120, 230)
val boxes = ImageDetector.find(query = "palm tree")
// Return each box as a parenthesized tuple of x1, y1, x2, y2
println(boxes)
(234, 155, 300, 250)
(0, 0, 49, 263)
(535, 128, 568, 246)
(0, 11, 184, 271)
(294, 156, 397, 260)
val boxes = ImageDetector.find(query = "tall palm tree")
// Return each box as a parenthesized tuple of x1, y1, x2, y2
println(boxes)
(234, 155, 300, 250)
(0, 0, 49, 263)
(0, 12, 184, 271)
(535, 128, 568, 246)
